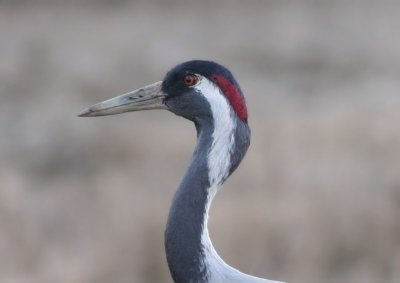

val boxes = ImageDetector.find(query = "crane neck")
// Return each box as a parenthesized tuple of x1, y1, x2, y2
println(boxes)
(165, 114, 257, 283)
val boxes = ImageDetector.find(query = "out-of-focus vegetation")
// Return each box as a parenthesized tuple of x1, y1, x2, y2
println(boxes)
(1, 1, 399, 283)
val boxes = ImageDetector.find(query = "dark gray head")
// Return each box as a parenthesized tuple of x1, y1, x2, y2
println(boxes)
(161, 60, 248, 124)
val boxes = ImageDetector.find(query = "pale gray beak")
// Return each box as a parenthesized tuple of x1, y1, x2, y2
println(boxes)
(78, 81, 167, 117)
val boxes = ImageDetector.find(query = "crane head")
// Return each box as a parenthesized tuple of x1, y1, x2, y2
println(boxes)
(78, 60, 248, 125)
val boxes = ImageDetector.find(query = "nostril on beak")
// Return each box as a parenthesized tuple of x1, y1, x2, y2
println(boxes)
(138, 89, 145, 98)
(128, 94, 143, 100)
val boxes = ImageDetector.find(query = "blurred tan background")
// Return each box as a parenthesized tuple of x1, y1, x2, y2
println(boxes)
(1, 1, 400, 283)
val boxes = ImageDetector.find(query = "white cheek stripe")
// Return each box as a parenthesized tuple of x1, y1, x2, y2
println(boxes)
(194, 77, 235, 188)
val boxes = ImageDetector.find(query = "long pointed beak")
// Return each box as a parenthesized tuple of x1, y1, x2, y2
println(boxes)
(78, 81, 167, 117)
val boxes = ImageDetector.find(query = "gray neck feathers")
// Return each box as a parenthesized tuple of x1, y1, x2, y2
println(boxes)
(164, 116, 251, 283)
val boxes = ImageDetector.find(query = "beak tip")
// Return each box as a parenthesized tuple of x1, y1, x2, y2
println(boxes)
(78, 108, 94, 117)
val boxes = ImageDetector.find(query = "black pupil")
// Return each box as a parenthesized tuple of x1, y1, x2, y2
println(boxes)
(185, 75, 196, 85)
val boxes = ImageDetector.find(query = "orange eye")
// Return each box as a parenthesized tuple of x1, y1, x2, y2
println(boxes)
(184, 74, 198, 86)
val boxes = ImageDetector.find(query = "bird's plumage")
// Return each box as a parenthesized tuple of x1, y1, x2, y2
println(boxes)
(80, 60, 285, 283)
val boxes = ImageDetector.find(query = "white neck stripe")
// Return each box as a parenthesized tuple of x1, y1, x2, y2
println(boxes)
(194, 78, 283, 283)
